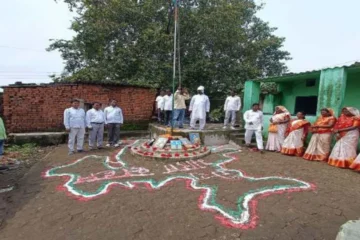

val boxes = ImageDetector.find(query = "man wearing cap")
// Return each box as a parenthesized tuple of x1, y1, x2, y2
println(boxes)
(189, 86, 210, 130)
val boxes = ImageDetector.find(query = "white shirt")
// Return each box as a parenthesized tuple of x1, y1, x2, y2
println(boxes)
(104, 106, 124, 124)
(86, 108, 105, 127)
(156, 96, 165, 110)
(64, 107, 86, 129)
(163, 95, 173, 111)
(189, 94, 210, 120)
(243, 110, 263, 130)
(224, 96, 241, 111)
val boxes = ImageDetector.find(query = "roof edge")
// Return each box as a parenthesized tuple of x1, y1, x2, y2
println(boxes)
(0, 81, 155, 89)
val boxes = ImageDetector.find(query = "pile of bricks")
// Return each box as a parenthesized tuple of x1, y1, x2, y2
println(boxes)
(2, 83, 156, 133)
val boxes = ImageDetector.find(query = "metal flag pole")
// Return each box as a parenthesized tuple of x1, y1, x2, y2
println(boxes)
(171, 0, 178, 136)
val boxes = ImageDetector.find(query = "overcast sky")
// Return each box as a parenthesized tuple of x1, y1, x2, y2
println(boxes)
(0, 0, 359, 87)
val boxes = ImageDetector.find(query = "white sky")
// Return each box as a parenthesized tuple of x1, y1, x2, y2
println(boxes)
(0, 0, 359, 87)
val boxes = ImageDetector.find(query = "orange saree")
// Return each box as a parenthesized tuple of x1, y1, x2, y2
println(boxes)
(281, 119, 310, 157)
(328, 114, 360, 168)
(303, 114, 336, 161)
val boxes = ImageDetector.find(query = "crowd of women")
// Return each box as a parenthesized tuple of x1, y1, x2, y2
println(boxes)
(266, 106, 360, 172)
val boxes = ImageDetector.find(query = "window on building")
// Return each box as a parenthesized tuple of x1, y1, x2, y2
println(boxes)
(294, 96, 318, 115)
(306, 79, 316, 87)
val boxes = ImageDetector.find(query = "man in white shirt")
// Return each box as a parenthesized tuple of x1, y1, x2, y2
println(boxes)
(189, 86, 210, 130)
(243, 103, 264, 152)
(64, 99, 86, 155)
(86, 102, 105, 150)
(155, 90, 165, 123)
(163, 89, 173, 127)
(223, 90, 241, 130)
(104, 100, 124, 147)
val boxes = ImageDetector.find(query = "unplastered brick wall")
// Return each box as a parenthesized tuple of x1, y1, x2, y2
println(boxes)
(2, 84, 155, 133)
(0, 93, 3, 117)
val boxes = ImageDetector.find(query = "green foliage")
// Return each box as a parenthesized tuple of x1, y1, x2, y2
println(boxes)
(49, 0, 290, 97)
(209, 108, 224, 122)
(260, 82, 278, 94)
(121, 122, 149, 131)
(6, 143, 38, 158)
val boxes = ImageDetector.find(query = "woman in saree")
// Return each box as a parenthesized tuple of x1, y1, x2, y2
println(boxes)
(328, 107, 360, 168)
(266, 106, 291, 152)
(350, 154, 360, 172)
(303, 108, 336, 161)
(281, 111, 311, 157)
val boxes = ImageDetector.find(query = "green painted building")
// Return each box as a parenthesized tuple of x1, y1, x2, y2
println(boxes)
(243, 64, 360, 137)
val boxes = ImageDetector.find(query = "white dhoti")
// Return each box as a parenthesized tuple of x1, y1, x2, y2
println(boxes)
(190, 117, 206, 130)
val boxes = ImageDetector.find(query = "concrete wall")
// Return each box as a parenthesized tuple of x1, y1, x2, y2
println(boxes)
(343, 72, 360, 109)
(246, 68, 360, 149)
(277, 78, 319, 114)
(317, 68, 347, 117)
(2, 84, 156, 133)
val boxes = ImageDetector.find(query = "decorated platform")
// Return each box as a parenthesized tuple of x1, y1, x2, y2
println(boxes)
(131, 134, 211, 160)
(149, 123, 239, 145)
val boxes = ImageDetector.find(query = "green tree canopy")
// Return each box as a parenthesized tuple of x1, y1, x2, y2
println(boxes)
(49, 0, 290, 97)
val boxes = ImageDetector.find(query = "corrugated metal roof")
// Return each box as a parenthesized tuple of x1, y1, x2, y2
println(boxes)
(250, 62, 360, 82)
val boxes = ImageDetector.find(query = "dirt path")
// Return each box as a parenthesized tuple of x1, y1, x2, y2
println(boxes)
(0, 141, 359, 240)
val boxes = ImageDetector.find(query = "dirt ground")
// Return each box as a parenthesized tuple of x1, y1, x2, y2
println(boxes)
(0, 140, 359, 240)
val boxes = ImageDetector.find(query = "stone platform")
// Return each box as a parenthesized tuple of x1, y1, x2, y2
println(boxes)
(131, 140, 211, 161)
(149, 123, 240, 146)
(8, 130, 150, 146)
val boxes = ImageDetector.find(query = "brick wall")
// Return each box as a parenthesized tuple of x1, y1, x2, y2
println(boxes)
(0, 92, 3, 117)
(2, 84, 156, 133)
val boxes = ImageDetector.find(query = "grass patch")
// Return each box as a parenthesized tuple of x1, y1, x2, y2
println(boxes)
(122, 122, 150, 131)
(6, 143, 38, 160)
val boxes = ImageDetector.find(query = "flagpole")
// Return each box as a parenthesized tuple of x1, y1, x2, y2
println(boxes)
(171, 0, 178, 136)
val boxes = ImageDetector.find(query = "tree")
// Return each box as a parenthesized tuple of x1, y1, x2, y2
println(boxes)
(49, 0, 290, 97)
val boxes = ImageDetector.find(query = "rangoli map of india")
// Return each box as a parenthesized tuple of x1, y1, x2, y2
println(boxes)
(43, 140, 315, 229)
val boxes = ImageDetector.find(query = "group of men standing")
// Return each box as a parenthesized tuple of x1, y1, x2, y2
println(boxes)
(154, 86, 264, 152)
(64, 88, 264, 155)
(155, 86, 243, 130)
(64, 99, 124, 155)
(156, 86, 211, 130)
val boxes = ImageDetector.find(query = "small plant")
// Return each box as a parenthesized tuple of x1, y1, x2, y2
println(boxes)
(209, 108, 224, 123)
(6, 143, 38, 159)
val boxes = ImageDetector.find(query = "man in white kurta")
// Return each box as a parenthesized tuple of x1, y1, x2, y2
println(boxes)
(243, 103, 264, 151)
(64, 99, 86, 155)
(223, 90, 241, 129)
(189, 86, 210, 130)
(86, 102, 105, 150)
